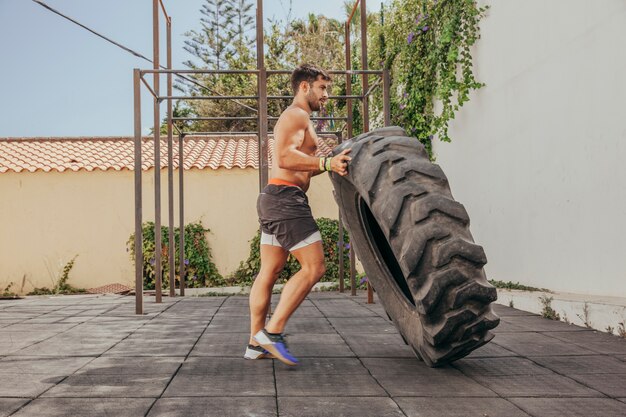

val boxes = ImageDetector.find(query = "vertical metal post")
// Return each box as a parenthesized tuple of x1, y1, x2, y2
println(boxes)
(153, 0, 162, 303)
(178, 133, 185, 296)
(133, 69, 143, 315)
(337, 131, 345, 293)
(257, 0, 268, 190)
(167, 17, 175, 297)
(346, 21, 357, 296)
(383, 68, 391, 127)
(360, 0, 369, 133)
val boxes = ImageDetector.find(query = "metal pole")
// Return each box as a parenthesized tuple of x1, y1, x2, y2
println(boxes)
(134, 69, 144, 315)
(383, 68, 391, 127)
(153, 0, 162, 303)
(345, 21, 358, 296)
(178, 133, 185, 296)
(167, 17, 175, 297)
(257, 0, 268, 191)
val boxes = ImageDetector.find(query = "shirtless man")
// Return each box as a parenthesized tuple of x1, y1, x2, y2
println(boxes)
(244, 64, 351, 366)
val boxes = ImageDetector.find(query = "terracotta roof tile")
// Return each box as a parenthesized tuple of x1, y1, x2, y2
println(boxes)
(0, 135, 338, 174)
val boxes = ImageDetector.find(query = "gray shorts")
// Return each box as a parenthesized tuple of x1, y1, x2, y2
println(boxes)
(257, 184, 320, 252)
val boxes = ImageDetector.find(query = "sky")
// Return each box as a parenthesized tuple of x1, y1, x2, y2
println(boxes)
(0, 0, 384, 137)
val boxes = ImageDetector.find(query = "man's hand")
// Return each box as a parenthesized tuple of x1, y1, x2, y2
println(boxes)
(330, 149, 352, 176)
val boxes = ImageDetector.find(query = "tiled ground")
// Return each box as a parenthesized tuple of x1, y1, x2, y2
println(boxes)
(0, 292, 625, 417)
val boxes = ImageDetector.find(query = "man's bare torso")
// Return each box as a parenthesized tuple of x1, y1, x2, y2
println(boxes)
(271, 105, 319, 192)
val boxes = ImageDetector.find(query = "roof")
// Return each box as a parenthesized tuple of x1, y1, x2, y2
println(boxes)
(0, 135, 338, 173)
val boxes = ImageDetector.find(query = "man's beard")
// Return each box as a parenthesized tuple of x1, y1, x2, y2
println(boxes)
(307, 92, 322, 111)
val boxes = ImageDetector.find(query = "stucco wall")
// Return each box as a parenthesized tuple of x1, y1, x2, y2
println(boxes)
(0, 168, 337, 294)
(433, 0, 626, 297)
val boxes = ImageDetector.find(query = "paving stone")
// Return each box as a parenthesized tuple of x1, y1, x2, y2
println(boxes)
(284, 317, 336, 334)
(277, 372, 386, 396)
(506, 315, 588, 332)
(279, 397, 404, 417)
(547, 331, 626, 355)
(164, 372, 275, 396)
(328, 317, 398, 334)
(491, 304, 537, 317)
(14, 338, 119, 357)
(453, 357, 554, 376)
(0, 373, 64, 397)
(289, 306, 325, 318)
(213, 306, 252, 317)
(373, 371, 497, 397)
(41, 374, 170, 397)
(492, 332, 597, 356)
(287, 333, 355, 357)
(529, 355, 626, 374)
(0, 356, 94, 375)
(189, 332, 249, 356)
(148, 397, 277, 417)
(464, 340, 517, 358)
(566, 373, 626, 397)
(394, 397, 531, 417)
(491, 320, 528, 333)
(103, 340, 195, 357)
(361, 357, 453, 375)
(178, 357, 273, 374)
(11, 398, 154, 417)
(0, 398, 29, 417)
(508, 397, 626, 417)
(342, 333, 415, 358)
(479, 374, 604, 397)
(315, 305, 379, 318)
(206, 316, 251, 332)
(275, 357, 368, 374)
(76, 356, 183, 375)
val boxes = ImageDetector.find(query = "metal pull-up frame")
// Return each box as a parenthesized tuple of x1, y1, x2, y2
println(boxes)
(133, 0, 388, 314)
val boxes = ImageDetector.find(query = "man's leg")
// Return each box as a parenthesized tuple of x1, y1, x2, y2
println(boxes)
(264, 241, 325, 334)
(249, 244, 289, 345)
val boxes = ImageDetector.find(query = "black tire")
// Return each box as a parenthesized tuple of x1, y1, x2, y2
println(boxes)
(330, 126, 500, 367)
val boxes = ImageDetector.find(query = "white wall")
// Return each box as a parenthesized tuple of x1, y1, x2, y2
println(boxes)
(433, 0, 626, 297)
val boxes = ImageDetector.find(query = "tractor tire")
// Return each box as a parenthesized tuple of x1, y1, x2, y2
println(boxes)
(330, 126, 500, 367)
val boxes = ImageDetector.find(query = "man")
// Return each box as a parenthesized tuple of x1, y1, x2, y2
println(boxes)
(245, 64, 351, 366)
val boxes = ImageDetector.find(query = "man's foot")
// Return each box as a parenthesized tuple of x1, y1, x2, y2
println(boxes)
(243, 344, 274, 360)
(253, 329, 298, 366)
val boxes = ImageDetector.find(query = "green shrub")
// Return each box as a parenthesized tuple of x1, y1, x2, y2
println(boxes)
(127, 221, 223, 289)
(229, 217, 351, 285)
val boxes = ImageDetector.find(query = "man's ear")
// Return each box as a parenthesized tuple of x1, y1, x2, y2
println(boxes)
(299, 80, 310, 94)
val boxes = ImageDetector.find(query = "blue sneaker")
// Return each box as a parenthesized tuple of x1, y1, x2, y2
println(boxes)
(243, 344, 273, 360)
(253, 329, 299, 366)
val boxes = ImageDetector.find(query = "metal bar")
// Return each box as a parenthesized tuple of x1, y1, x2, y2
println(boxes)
(173, 116, 258, 121)
(347, 0, 361, 25)
(363, 77, 382, 98)
(159, 95, 259, 101)
(345, 23, 354, 141)
(350, 246, 357, 296)
(266, 69, 382, 75)
(257, 0, 268, 191)
(167, 17, 175, 298)
(267, 95, 362, 100)
(178, 133, 185, 296)
(142, 69, 260, 75)
(338, 130, 345, 294)
(133, 69, 143, 315)
(175, 131, 264, 136)
(139, 75, 158, 99)
(383, 69, 391, 127)
(361, 0, 370, 134)
(153, 0, 162, 303)
(267, 116, 348, 121)
(158, 0, 168, 20)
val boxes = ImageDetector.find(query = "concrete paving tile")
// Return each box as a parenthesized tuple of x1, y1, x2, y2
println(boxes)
(77, 356, 183, 375)
(508, 397, 626, 417)
(2, 323, 76, 332)
(206, 316, 251, 332)
(492, 332, 597, 356)
(277, 372, 386, 396)
(279, 397, 404, 417)
(361, 357, 453, 375)
(342, 333, 415, 358)
(315, 305, 380, 318)
(284, 317, 336, 334)
(103, 340, 195, 357)
(1, 331, 57, 344)
(288, 333, 355, 357)
(453, 357, 554, 376)
(14, 339, 119, 357)
(479, 374, 604, 397)
(41, 374, 171, 397)
(374, 372, 497, 397)
(178, 357, 273, 374)
(529, 355, 626, 374)
(164, 372, 275, 396)
(616, 354, 626, 362)
(12, 398, 155, 417)
(0, 374, 65, 397)
(547, 331, 626, 355)
(17, 317, 64, 324)
(328, 317, 398, 334)
(148, 397, 277, 417)
(491, 320, 527, 333)
(0, 356, 95, 374)
(289, 306, 325, 318)
(464, 340, 517, 358)
(507, 315, 590, 332)
(189, 332, 249, 356)
(275, 358, 368, 374)
(566, 373, 626, 397)
(491, 304, 537, 317)
(394, 397, 531, 417)
(0, 398, 30, 417)
(213, 306, 252, 316)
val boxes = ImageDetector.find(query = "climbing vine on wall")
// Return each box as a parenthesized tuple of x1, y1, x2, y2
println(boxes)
(371, 0, 488, 157)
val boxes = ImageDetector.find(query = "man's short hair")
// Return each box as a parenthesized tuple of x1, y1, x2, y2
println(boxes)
(290, 64, 331, 95)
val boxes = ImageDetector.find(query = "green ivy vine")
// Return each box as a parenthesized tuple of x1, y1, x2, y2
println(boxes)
(127, 221, 223, 289)
(372, 0, 488, 157)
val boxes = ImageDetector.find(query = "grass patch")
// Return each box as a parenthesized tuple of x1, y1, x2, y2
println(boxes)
(489, 279, 550, 292)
